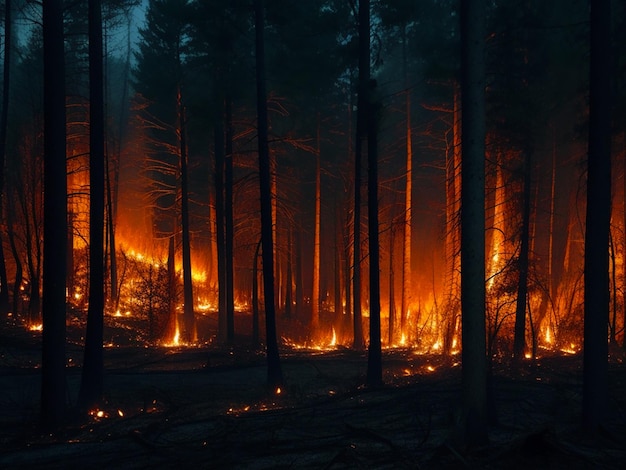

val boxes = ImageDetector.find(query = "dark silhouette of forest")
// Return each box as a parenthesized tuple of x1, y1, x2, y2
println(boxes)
(0, 0, 625, 467)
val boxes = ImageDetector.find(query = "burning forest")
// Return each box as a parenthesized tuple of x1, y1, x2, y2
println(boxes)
(1, 0, 626, 468)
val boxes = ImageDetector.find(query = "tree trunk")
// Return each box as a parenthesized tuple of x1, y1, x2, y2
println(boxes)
(295, 227, 304, 319)
(360, 0, 382, 388)
(79, 0, 105, 412)
(311, 116, 321, 337)
(388, 222, 395, 345)
(215, 100, 227, 343)
(623, 133, 626, 351)
(352, 0, 368, 352)
(513, 149, 532, 361)
(0, 0, 12, 317)
(460, 0, 488, 446)
(255, 0, 283, 390)
(107, 16, 131, 312)
(225, 97, 235, 343)
(334, 202, 342, 331)
(166, 236, 178, 342)
(401, 25, 412, 341)
(285, 227, 293, 318)
(6, 205, 22, 317)
(178, 87, 195, 343)
(583, 0, 611, 435)
(41, 0, 67, 430)
(366, 78, 382, 387)
(252, 238, 261, 346)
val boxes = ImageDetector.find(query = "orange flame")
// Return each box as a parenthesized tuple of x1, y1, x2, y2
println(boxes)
(329, 327, 337, 347)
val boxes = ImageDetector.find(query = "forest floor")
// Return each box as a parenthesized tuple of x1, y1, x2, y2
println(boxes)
(0, 317, 625, 469)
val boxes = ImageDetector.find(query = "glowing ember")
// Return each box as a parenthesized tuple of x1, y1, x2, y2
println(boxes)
(29, 323, 43, 332)
(118, 410, 124, 417)
(275, 387, 282, 395)
(560, 343, 579, 355)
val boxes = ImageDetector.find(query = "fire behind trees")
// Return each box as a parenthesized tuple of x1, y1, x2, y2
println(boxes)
(0, 0, 624, 442)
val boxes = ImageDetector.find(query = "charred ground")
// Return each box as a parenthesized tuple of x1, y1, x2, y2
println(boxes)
(1, 319, 625, 469)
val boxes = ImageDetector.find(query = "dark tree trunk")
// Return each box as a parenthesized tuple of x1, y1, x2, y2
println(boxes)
(0, 0, 12, 317)
(460, 0, 488, 446)
(285, 227, 293, 318)
(366, 88, 382, 387)
(255, 0, 283, 390)
(178, 89, 195, 343)
(295, 226, 304, 320)
(166, 236, 178, 341)
(334, 203, 342, 330)
(311, 117, 321, 336)
(352, 0, 369, 352)
(178, 88, 195, 343)
(513, 149, 532, 362)
(214, 98, 227, 343)
(252, 238, 261, 346)
(106, 161, 118, 310)
(41, 0, 67, 430)
(388, 222, 395, 346)
(79, 0, 105, 412)
(225, 97, 235, 343)
(343, 208, 352, 337)
(583, 0, 611, 435)
(361, 0, 382, 388)
(7, 206, 22, 317)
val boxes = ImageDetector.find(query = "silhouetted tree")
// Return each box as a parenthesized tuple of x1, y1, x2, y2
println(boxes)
(78, 0, 106, 412)
(460, 0, 488, 446)
(352, 0, 367, 351)
(583, 0, 611, 435)
(0, 0, 12, 317)
(255, 0, 283, 390)
(360, 0, 382, 387)
(41, 0, 68, 430)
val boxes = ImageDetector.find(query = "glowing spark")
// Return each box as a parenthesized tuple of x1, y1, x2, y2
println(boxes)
(426, 365, 435, 372)
(524, 352, 532, 359)
(276, 387, 282, 395)
(117, 410, 124, 417)
(96, 410, 104, 418)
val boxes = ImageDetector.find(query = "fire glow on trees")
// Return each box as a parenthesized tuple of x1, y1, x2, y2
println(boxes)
(3, 0, 623, 365)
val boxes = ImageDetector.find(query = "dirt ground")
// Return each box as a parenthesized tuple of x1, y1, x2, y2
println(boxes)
(1, 319, 625, 469)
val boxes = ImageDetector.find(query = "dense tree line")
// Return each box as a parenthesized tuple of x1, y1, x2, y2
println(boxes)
(0, 0, 622, 442)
